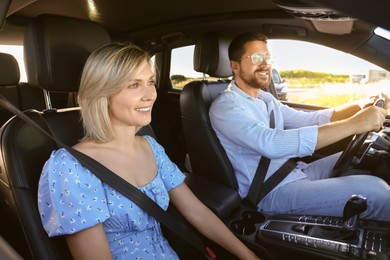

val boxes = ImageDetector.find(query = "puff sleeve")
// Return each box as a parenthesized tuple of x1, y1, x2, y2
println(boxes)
(37, 148, 110, 237)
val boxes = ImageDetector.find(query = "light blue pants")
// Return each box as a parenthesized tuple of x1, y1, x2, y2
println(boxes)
(259, 153, 390, 221)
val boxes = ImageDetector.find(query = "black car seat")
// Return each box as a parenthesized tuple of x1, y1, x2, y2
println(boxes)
(0, 52, 46, 125)
(0, 14, 112, 259)
(180, 34, 239, 190)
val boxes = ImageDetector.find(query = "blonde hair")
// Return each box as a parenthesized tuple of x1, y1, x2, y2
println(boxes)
(78, 42, 151, 142)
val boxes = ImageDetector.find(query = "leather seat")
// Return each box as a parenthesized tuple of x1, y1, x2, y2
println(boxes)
(180, 34, 239, 190)
(0, 52, 46, 125)
(0, 14, 112, 259)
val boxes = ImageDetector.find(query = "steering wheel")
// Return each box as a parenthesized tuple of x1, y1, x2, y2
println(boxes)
(331, 99, 385, 178)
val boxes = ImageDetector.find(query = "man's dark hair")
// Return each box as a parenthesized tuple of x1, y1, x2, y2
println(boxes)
(228, 32, 268, 61)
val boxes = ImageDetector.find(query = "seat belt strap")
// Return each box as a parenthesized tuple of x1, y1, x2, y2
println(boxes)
(65, 147, 213, 259)
(258, 158, 296, 202)
(0, 95, 214, 260)
(244, 110, 296, 209)
(243, 156, 270, 208)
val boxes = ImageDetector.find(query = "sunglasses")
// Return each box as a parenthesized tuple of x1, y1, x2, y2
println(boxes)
(238, 53, 274, 65)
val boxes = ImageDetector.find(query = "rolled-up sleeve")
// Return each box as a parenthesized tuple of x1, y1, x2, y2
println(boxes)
(297, 125, 318, 156)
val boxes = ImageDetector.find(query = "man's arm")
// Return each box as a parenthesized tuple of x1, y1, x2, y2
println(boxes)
(330, 103, 361, 122)
(331, 94, 389, 122)
(316, 105, 386, 150)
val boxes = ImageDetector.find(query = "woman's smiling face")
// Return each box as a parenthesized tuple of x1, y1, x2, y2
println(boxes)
(108, 61, 157, 129)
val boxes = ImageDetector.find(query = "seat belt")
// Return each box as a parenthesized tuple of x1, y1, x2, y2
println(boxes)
(0, 95, 215, 260)
(243, 154, 270, 208)
(243, 110, 296, 209)
(65, 147, 215, 260)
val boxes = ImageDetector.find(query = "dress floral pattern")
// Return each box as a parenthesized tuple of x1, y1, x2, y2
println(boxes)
(38, 135, 185, 259)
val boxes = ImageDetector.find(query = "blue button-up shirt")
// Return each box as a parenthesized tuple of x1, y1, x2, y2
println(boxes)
(209, 81, 334, 198)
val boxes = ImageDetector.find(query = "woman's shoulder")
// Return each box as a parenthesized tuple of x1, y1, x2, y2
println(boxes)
(42, 147, 101, 184)
(138, 135, 168, 162)
(48, 147, 89, 164)
(39, 148, 110, 237)
(141, 135, 163, 151)
(47, 147, 75, 164)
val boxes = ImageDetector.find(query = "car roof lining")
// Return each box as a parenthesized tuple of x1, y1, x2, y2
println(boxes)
(0, 0, 389, 71)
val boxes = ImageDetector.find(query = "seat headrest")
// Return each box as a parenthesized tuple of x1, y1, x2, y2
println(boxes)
(193, 33, 232, 78)
(24, 14, 111, 92)
(0, 53, 20, 86)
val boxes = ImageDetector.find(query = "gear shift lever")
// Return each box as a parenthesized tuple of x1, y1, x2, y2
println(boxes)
(343, 194, 367, 231)
(343, 195, 367, 231)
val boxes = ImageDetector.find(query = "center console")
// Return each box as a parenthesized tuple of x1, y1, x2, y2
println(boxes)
(228, 208, 390, 259)
(259, 214, 389, 259)
(187, 174, 390, 259)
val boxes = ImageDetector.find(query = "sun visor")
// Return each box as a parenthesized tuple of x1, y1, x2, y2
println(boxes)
(312, 19, 354, 35)
(274, 0, 355, 34)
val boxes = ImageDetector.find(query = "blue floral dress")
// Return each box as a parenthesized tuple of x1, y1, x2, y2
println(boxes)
(38, 135, 185, 259)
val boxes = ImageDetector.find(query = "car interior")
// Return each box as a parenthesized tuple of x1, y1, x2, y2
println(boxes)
(0, 14, 111, 259)
(0, 52, 39, 125)
(0, 0, 389, 259)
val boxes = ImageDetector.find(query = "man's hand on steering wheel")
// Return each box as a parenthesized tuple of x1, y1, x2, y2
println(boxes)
(331, 99, 387, 178)
(357, 93, 390, 110)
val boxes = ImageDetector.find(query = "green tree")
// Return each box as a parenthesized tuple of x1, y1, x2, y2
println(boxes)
(170, 74, 187, 82)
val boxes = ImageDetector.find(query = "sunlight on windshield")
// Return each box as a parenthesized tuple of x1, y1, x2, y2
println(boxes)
(374, 27, 390, 41)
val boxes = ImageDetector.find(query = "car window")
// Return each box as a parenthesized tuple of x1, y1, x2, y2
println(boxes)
(268, 40, 390, 107)
(170, 45, 216, 89)
(0, 45, 26, 82)
(170, 41, 390, 108)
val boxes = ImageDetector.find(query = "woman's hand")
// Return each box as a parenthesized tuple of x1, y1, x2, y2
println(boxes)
(169, 183, 261, 260)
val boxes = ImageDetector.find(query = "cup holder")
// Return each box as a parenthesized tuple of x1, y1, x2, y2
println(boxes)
(230, 211, 265, 236)
(241, 210, 265, 224)
(230, 219, 256, 235)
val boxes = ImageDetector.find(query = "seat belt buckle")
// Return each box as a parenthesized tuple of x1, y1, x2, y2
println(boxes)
(242, 197, 257, 209)
(205, 246, 217, 260)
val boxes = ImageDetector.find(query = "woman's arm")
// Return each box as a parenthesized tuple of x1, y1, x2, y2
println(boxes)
(169, 183, 260, 260)
(65, 224, 112, 260)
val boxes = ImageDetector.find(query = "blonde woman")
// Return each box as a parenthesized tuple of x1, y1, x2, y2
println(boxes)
(38, 42, 259, 260)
